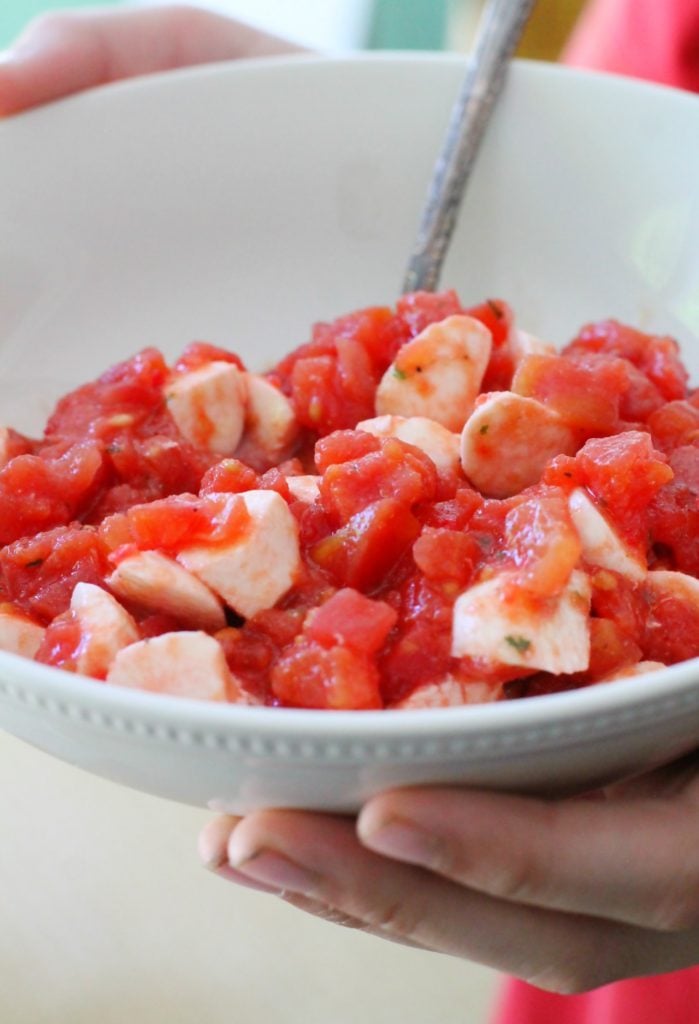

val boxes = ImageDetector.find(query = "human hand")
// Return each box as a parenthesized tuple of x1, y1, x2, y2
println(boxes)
(199, 753, 699, 993)
(0, 4, 302, 116)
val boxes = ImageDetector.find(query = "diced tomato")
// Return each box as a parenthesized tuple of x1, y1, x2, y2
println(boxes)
(542, 454, 585, 492)
(290, 339, 378, 435)
(649, 401, 699, 453)
(421, 488, 483, 529)
(0, 526, 108, 623)
(395, 290, 466, 336)
(310, 499, 420, 591)
(313, 306, 408, 372)
(412, 528, 481, 588)
(589, 569, 646, 647)
(305, 588, 397, 654)
(587, 617, 643, 679)
(503, 488, 582, 598)
(173, 342, 245, 374)
(648, 445, 699, 575)
(34, 612, 81, 670)
(199, 459, 260, 495)
(564, 320, 688, 402)
(314, 430, 381, 473)
(642, 581, 699, 665)
(0, 442, 106, 545)
(575, 432, 673, 547)
(464, 298, 513, 347)
(319, 437, 437, 524)
(512, 352, 626, 437)
(271, 639, 382, 709)
(257, 467, 292, 500)
(45, 349, 170, 442)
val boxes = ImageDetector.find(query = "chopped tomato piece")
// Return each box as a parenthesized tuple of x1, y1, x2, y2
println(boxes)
(271, 640, 382, 709)
(199, 459, 260, 495)
(305, 588, 397, 653)
(503, 488, 582, 598)
(395, 289, 466, 336)
(412, 528, 481, 588)
(174, 342, 245, 374)
(512, 352, 626, 436)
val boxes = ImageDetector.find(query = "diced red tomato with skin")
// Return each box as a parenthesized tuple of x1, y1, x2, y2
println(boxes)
(642, 582, 699, 665)
(34, 612, 82, 670)
(512, 352, 628, 437)
(589, 569, 646, 647)
(314, 430, 381, 473)
(199, 459, 260, 495)
(464, 298, 513, 348)
(575, 432, 673, 547)
(0, 526, 109, 623)
(271, 639, 382, 709)
(319, 437, 437, 524)
(502, 488, 582, 598)
(0, 442, 106, 545)
(310, 499, 421, 592)
(395, 290, 466, 337)
(586, 617, 643, 679)
(649, 401, 699, 453)
(305, 588, 397, 654)
(421, 488, 483, 529)
(648, 445, 699, 576)
(412, 528, 482, 588)
(290, 336, 378, 435)
(173, 342, 245, 374)
(564, 320, 688, 402)
(45, 349, 170, 442)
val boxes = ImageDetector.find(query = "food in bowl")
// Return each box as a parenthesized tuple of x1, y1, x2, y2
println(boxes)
(0, 289, 696, 710)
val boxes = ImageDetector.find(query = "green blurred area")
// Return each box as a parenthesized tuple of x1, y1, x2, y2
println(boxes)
(2, 0, 449, 51)
(1, 0, 104, 48)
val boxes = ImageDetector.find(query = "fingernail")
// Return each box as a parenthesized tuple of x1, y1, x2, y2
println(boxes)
(198, 816, 241, 869)
(231, 849, 319, 896)
(360, 818, 443, 868)
(211, 863, 285, 894)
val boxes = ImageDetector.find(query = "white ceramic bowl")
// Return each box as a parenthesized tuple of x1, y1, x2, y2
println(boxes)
(0, 55, 698, 812)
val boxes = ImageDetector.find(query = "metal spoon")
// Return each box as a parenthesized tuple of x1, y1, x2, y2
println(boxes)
(403, 0, 538, 294)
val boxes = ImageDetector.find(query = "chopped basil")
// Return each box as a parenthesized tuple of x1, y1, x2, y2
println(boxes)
(505, 634, 531, 653)
(393, 367, 407, 380)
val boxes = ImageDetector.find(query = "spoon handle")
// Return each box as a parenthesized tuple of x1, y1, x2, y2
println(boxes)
(402, 0, 538, 294)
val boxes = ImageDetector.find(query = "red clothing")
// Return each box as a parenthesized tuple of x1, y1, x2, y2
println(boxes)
(493, 3, 699, 1020)
(564, 0, 699, 93)
(494, 970, 699, 1024)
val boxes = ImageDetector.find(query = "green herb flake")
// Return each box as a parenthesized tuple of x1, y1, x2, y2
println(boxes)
(487, 299, 504, 320)
(393, 367, 407, 380)
(505, 634, 532, 653)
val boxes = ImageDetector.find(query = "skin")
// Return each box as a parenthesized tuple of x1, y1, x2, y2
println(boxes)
(6, 4, 699, 994)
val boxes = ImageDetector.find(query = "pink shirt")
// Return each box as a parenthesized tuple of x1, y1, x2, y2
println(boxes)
(494, 2, 699, 1020)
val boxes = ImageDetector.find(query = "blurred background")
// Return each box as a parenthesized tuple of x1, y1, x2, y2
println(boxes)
(0, 3, 589, 1024)
(1, 0, 588, 56)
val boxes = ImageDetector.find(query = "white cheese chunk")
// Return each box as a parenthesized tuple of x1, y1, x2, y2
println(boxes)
(243, 374, 298, 460)
(71, 582, 140, 678)
(107, 550, 226, 632)
(165, 361, 247, 454)
(375, 315, 492, 431)
(460, 391, 579, 498)
(106, 631, 232, 701)
(451, 569, 591, 675)
(177, 489, 301, 620)
(568, 488, 646, 582)
(357, 414, 460, 477)
(391, 678, 502, 709)
(0, 610, 45, 658)
(286, 475, 321, 504)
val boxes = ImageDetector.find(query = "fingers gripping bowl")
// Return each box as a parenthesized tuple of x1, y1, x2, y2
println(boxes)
(1, 56, 698, 811)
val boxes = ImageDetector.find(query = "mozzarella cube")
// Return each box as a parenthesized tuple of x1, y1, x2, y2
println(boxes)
(243, 374, 299, 459)
(177, 489, 301, 620)
(286, 475, 321, 504)
(165, 361, 247, 454)
(391, 678, 502, 709)
(71, 582, 140, 679)
(510, 329, 556, 366)
(0, 610, 45, 658)
(460, 392, 579, 498)
(452, 569, 591, 674)
(106, 631, 233, 701)
(600, 660, 666, 682)
(568, 488, 646, 582)
(375, 315, 492, 431)
(357, 414, 460, 477)
(107, 550, 226, 632)
(645, 570, 699, 608)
